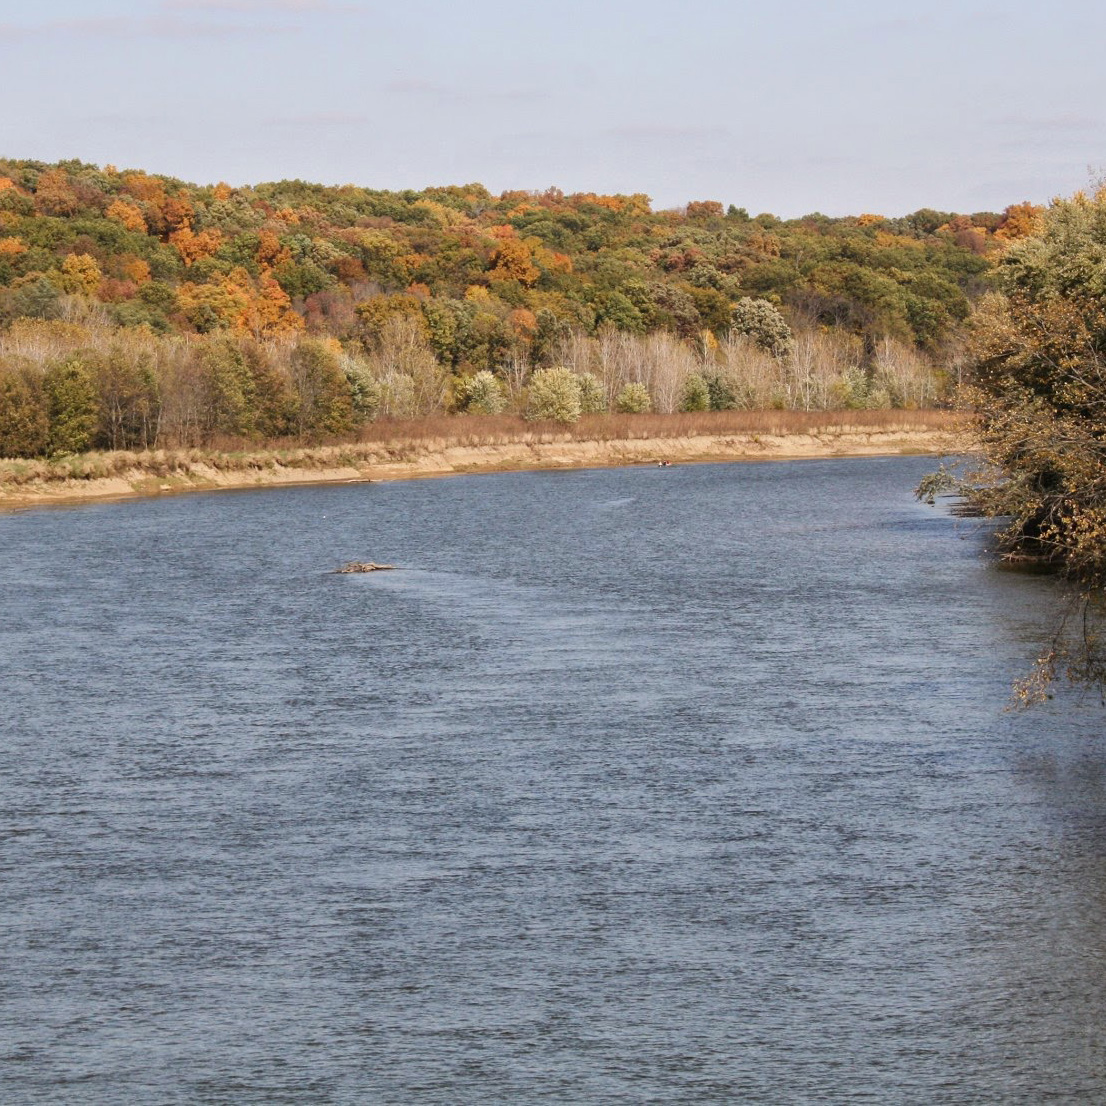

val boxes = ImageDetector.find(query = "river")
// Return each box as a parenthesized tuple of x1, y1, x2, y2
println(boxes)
(2, 457, 1105, 1103)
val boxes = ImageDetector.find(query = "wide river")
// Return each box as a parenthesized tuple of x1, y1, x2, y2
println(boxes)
(3, 457, 1106, 1103)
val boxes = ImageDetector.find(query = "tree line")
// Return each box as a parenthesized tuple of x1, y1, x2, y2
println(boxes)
(0, 158, 1044, 458)
(0, 306, 947, 457)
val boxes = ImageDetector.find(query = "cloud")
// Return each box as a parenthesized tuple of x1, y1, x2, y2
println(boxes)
(989, 114, 1103, 133)
(382, 79, 545, 105)
(162, 0, 359, 12)
(0, 15, 278, 38)
(601, 125, 731, 142)
(266, 112, 374, 126)
(0, 0, 361, 41)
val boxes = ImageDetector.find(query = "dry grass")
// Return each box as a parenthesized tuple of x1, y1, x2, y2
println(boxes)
(353, 407, 963, 445)
(0, 408, 967, 488)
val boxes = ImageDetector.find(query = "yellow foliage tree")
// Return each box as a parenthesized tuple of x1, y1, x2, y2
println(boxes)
(534, 246, 573, 274)
(995, 202, 1046, 243)
(60, 253, 104, 295)
(106, 199, 148, 234)
(122, 258, 152, 284)
(178, 278, 251, 332)
(120, 172, 166, 204)
(34, 169, 80, 216)
(489, 238, 540, 287)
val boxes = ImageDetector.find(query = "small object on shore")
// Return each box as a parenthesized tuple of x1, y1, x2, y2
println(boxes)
(656, 460, 673, 467)
(336, 561, 396, 573)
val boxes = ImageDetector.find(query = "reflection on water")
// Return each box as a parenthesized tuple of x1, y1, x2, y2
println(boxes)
(2, 457, 1106, 1103)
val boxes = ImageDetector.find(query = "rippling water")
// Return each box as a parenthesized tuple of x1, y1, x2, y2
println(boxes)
(3, 457, 1106, 1103)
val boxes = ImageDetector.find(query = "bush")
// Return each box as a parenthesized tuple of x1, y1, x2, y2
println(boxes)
(458, 370, 507, 415)
(577, 371, 607, 414)
(525, 367, 582, 423)
(615, 381, 651, 413)
(679, 373, 711, 412)
(703, 371, 738, 410)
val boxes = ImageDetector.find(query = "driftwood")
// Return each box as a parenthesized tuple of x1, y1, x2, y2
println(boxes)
(336, 562, 396, 573)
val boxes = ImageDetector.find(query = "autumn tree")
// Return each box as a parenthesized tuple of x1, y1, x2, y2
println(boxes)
(33, 169, 80, 217)
(94, 346, 160, 450)
(994, 202, 1045, 244)
(106, 199, 147, 234)
(489, 238, 540, 287)
(0, 364, 48, 456)
(59, 254, 103, 296)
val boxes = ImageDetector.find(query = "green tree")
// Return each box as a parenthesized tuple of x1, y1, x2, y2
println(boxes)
(10, 276, 62, 321)
(343, 356, 382, 422)
(615, 381, 651, 413)
(199, 340, 254, 437)
(679, 373, 711, 412)
(290, 339, 355, 436)
(703, 371, 738, 411)
(730, 297, 794, 358)
(578, 372, 607, 414)
(93, 347, 160, 450)
(43, 356, 98, 453)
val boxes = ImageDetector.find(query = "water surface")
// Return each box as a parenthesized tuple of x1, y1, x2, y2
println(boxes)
(3, 457, 1105, 1103)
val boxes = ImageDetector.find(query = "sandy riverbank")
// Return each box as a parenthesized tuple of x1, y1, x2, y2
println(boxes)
(0, 418, 968, 510)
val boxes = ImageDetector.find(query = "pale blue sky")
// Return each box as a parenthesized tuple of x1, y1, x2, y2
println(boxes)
(2, 0, 1105, 216)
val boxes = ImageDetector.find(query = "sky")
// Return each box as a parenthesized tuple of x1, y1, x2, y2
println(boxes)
(2, 0, 1106, 217)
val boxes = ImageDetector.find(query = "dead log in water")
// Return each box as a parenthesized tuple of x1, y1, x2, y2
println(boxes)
(336, 562, 396, 573)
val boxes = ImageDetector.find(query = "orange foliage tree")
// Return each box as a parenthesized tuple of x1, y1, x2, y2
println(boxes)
(106, 199, 148, 234)
(489, 238, 540, 286)
(170, 227, 224, 266)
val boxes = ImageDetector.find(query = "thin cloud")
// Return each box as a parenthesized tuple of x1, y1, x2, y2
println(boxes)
(163, 0, 359, 13)
(0, 15, 284, 38)
(0, 0, 359, 41)
(990, 114, 1102, 133)
(267, 112, 374, 126)
(382, 79, 545, 105)
(602, 125, 731, 142)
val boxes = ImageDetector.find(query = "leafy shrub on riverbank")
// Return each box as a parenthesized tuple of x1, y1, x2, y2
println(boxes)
(525, 368, 583, 423)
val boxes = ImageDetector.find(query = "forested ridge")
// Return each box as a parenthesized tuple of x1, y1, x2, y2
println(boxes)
(0, 157, 1041, 457)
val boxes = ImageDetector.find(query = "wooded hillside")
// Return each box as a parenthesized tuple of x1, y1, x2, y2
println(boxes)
(0, 158, 1041, 457)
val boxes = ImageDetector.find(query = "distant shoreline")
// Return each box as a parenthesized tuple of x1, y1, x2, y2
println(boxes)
(0, 413, 967, 510)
